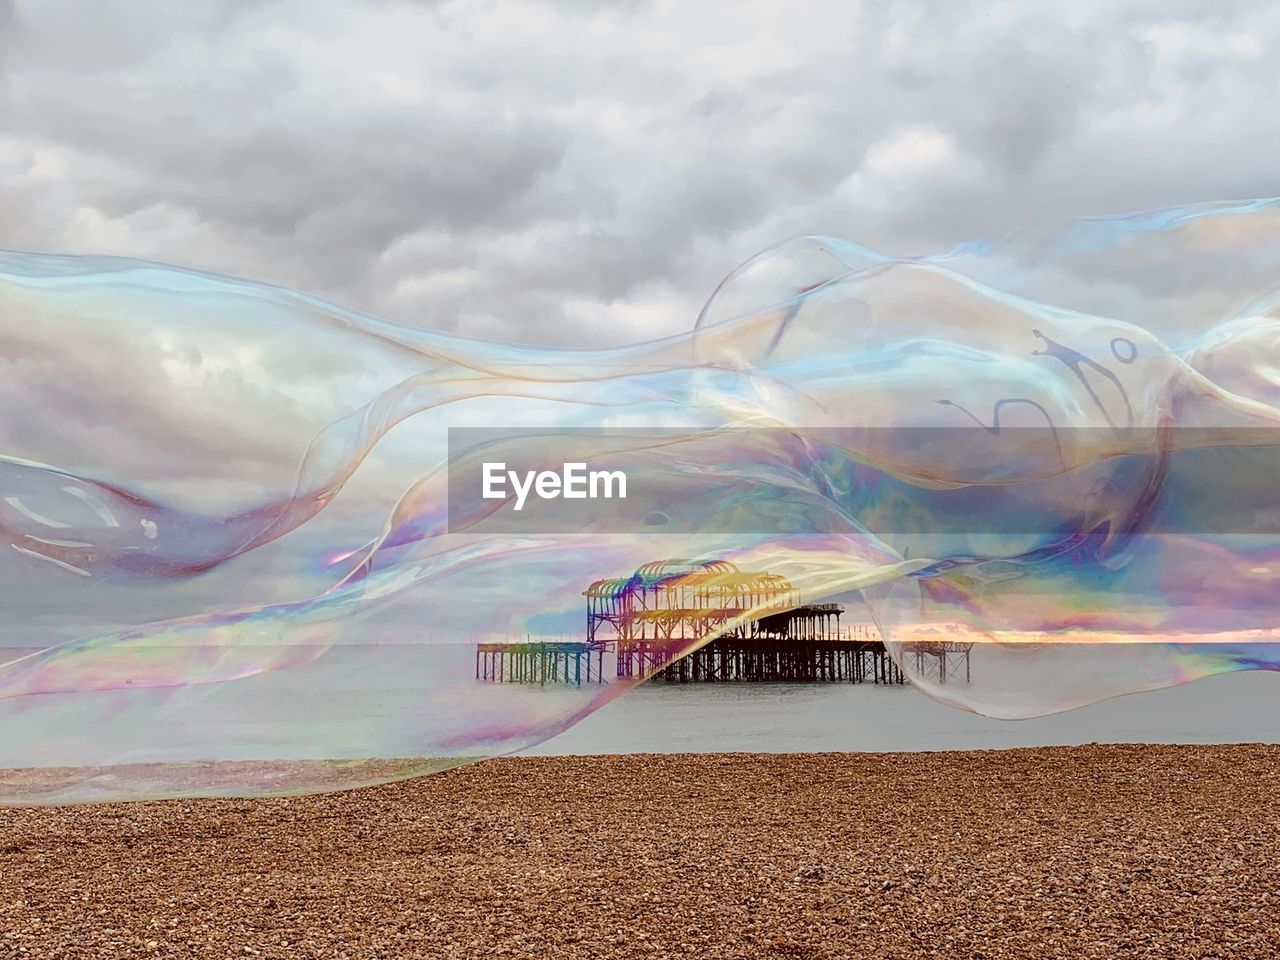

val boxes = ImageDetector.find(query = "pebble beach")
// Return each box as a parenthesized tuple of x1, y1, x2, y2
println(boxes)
(2, 744, 1278, 959)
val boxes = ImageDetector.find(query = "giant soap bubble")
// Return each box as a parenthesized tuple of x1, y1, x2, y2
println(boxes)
(4, 198, 1280, 803)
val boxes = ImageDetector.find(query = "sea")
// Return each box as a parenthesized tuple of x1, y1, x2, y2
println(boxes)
(523, 669, 1280, 754)
(2, 643, 1279, 767)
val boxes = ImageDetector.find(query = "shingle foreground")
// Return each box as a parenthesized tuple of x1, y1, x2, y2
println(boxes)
(2, 745, 1278, 959)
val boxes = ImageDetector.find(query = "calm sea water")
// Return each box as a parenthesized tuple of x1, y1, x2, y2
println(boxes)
(1, 644, 1278, 767)
(525, 670, 1280, 754)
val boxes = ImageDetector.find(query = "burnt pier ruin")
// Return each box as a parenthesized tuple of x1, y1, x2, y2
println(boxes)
(475, 559, 971, 687)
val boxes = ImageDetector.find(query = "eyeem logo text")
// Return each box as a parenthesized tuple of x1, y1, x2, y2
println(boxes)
(482, 462, 628, 511)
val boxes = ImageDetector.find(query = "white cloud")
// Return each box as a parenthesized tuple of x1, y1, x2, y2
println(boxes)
(0, 0, 1273, 350)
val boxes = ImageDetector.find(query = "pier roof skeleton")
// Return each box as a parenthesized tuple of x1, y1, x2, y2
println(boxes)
(584, 559, 802, 650)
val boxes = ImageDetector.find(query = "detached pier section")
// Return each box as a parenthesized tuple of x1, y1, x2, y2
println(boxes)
(908, 641, 972, 684)
(476, 642, 604, 686)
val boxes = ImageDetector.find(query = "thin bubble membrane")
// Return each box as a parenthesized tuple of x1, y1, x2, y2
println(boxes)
(3, 199, 1280, 802)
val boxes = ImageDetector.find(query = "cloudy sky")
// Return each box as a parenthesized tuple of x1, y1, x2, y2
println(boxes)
(1, 0, 1278, 348)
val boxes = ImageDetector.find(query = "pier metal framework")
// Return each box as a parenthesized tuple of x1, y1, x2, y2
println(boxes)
(474, 558, 970, 687)
(585, 559, 797, 651)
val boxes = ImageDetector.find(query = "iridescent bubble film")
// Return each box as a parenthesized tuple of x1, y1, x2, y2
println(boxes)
(4, 198, 1280, 803)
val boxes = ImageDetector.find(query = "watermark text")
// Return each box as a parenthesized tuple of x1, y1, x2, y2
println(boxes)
(482, 461, 628, 511)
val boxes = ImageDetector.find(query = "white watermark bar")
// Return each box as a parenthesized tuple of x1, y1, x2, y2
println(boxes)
(446, 427, 1280, 536)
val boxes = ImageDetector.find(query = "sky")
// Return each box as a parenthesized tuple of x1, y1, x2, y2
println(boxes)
(1, 0, 1279, 348)
(1, 0, 1280, 647)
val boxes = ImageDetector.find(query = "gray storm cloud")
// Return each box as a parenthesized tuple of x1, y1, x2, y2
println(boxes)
(0, 0, 1277, 349)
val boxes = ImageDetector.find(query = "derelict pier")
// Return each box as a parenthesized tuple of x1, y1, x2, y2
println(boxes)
(475, 559, 970, 687)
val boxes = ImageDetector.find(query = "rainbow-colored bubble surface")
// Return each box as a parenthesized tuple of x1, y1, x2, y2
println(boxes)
(4, 198, 1280, 803)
